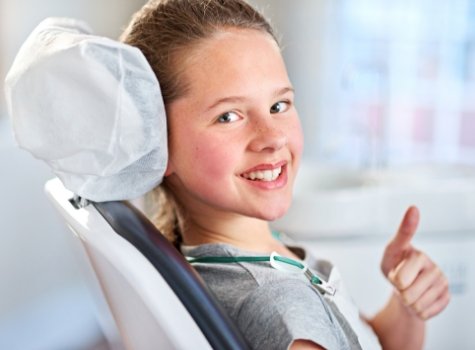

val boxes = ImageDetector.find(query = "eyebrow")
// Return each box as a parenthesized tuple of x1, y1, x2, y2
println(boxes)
(205, 86, 295, 112)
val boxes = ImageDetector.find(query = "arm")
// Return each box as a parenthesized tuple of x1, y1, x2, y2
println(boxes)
(368, 206, 450, 350)
(367, 292, 425, 350)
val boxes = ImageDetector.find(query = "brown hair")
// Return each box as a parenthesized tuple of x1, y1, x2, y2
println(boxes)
(121, 0, 277, 246)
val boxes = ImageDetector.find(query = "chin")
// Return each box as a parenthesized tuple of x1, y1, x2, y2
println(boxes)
(252, 203, 290, 222)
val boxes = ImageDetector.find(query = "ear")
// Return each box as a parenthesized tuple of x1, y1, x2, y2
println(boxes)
(164, 160, 174, 177)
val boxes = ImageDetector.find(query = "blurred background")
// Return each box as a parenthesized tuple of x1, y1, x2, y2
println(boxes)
(1, 0, 474, 349)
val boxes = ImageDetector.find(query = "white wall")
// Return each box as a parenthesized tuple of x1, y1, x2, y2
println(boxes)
(0, 0, 146, 115)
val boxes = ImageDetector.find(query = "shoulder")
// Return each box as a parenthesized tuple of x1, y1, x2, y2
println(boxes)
(236, 278, 344, 350)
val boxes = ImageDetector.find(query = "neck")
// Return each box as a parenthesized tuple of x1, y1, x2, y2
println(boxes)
(182, 210, 290, 254)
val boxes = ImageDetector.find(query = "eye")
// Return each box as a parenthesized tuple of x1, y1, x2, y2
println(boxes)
(270, 101, 290, 114)
(217, 111, 240, 123)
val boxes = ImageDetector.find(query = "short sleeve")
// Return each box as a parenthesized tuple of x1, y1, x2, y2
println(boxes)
(234, 278, 346, 350)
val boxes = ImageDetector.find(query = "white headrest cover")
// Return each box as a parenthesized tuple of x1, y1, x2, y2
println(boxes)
(5, 17, 167, 201)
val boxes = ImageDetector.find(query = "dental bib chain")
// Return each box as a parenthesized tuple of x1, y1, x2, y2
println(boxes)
(186, 252, 336, 296)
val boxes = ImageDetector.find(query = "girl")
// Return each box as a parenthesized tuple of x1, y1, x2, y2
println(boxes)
(121, 1, 450, 349)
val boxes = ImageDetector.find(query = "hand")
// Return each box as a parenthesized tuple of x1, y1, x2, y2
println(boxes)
(381, 206, 450, 320)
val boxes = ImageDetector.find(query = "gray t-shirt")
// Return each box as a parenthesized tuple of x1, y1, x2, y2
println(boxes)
(183, 242, 369, 350)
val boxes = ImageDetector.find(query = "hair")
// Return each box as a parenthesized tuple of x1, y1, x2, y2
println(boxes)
(121, 0, 277, 247)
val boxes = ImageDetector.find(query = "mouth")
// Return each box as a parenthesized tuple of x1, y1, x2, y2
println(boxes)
(240, 162, 286, 182)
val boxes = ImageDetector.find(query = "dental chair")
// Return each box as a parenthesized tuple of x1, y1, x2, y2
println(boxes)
(5, 18, 249, 350)
(44, 178, 248, 350)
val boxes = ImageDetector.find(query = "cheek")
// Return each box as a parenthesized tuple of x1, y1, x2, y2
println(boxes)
(186, 134, 238, 182)
(289, 118, 304, 158)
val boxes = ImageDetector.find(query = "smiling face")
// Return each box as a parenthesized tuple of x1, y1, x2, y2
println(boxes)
(165, 28, 303, 226)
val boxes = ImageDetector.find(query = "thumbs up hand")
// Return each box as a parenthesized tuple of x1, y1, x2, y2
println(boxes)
(381, 206, 450, 320)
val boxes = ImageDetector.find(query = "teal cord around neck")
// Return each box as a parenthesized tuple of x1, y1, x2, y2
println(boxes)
(186, 254, 306, 270)
(186, 254, 323, 287)
(185, 236, 337, 296)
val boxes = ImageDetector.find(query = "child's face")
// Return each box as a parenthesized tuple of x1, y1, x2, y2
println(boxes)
(165, 28, 303, 222)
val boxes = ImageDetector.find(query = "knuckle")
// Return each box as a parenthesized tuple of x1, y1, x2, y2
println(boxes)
(416, 251, 429, 265)
(387, 268, 396, 281)
(413, 305, 425, 319)
(420, 311, 430, 320)
(393, 275, 407, 289)
(400, 290, 414, 305)
(400, 291, 410, 305)
(434, 266, 444, 276)
(413, 301, 421, 313)
(441, 276, 450, 290)
(445, 293, 452, 306)
(413, 249, 423, 258)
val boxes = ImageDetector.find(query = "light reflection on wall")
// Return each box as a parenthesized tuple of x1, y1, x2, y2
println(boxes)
(322, 0, 475, 167)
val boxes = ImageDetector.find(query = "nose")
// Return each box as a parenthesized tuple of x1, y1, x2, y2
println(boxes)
(247, 118, 288, 153)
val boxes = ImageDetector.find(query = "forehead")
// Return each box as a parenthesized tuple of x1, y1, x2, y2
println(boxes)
(176, 28, 290, 102)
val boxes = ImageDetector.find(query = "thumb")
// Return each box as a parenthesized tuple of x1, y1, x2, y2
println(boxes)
(389, 206, 420, 251)
(381, 206, 420, 275)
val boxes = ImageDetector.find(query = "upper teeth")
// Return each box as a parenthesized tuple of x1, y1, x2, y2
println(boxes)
(243, 167, 282, 181)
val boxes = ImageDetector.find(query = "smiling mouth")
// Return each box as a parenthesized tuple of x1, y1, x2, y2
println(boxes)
(241, 166, 283, 182)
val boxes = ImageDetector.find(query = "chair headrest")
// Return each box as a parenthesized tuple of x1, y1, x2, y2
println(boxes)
(5, 17, 168, 201)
